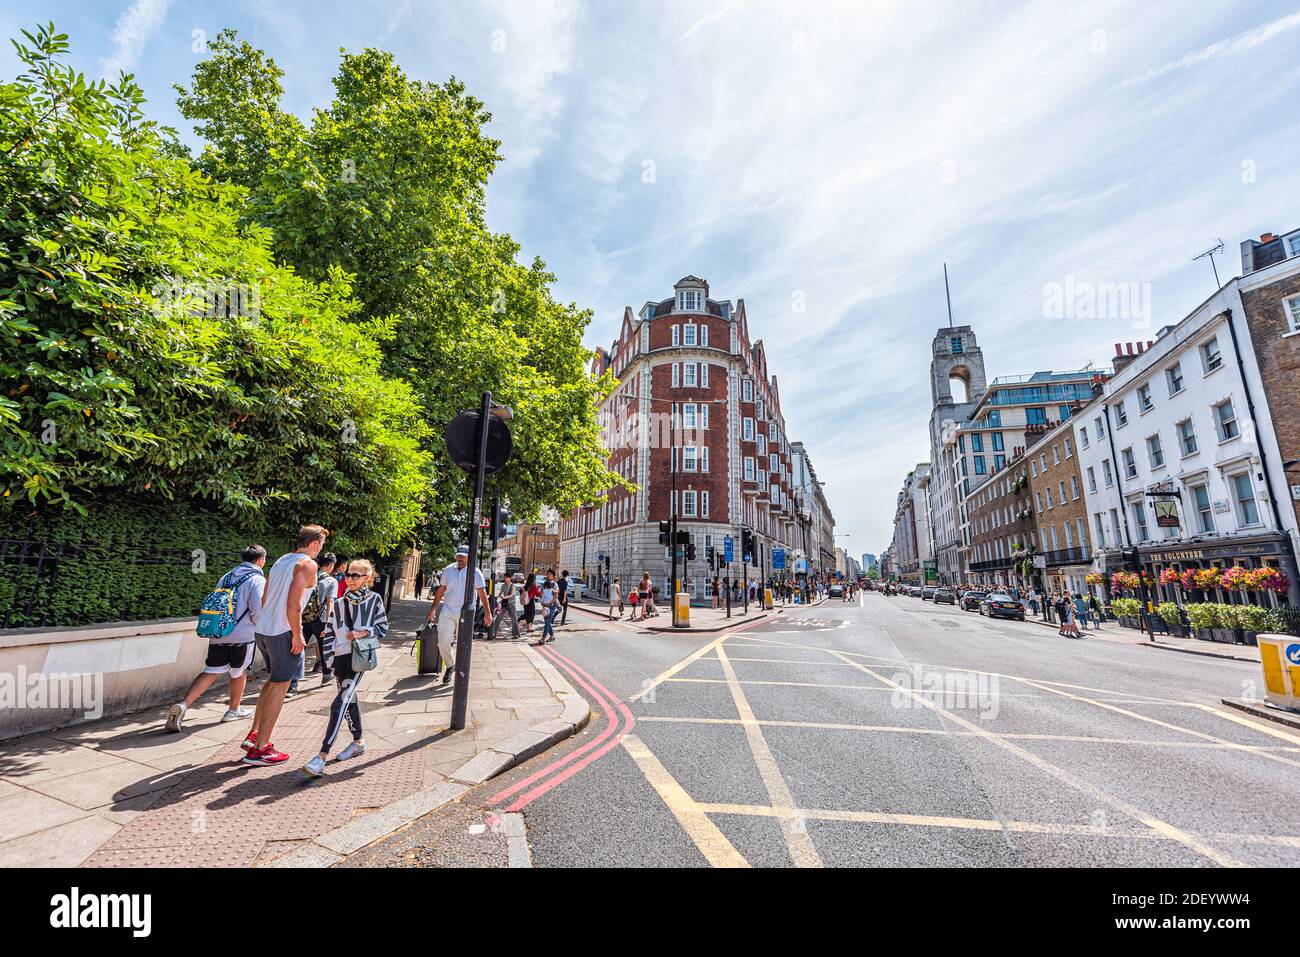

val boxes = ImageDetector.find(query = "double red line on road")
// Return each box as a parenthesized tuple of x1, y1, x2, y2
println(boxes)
(486, 644, 635, 812)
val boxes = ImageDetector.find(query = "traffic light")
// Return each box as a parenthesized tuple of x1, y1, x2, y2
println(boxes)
(706, 545, 714, 565)
(687, 544, 697, 561)
(741, 528, 754, 563)
(658, 521, 671, 546)
(675, 530, 690, 546)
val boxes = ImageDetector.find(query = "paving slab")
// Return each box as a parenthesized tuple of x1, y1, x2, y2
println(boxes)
(0, 597, 588, 867)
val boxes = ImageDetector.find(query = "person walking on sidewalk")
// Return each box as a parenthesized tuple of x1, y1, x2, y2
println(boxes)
(426, 546, 493, 686)
(520, 571, 538, 635)
(558, 569, 570, 626)
(538, 573, 560, 643)
(166, 546, 266, 732)
(490, 573, 521, 640)
(304, 559, 388, 777)
(609, 578, 623, 619)
(243, 525, 330, 767)
(289, 552, 337, 697)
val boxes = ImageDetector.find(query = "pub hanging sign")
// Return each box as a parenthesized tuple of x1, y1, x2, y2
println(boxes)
(1154, 500, 1180, 528)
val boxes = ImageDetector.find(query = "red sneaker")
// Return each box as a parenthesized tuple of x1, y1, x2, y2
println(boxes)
(242, 745, 289, 767)
(239, 730, 259, 752)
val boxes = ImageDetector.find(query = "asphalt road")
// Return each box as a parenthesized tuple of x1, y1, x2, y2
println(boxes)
(358, 591, 1300, 868)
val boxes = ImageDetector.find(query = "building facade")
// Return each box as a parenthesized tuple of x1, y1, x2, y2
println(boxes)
(1072, 278, 1300, 607)
(1239, 228, 1300, 553)
(558, 276, 826, 602)
(928, 327, 987, 584)
(1023, 423, 1093, 596)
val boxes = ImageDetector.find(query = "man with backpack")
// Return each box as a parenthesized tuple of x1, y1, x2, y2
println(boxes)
(165, 545, 267, 732)
(558, 569, 571, 625)
(242, 525, 330, 767)
(289, 552, 338, 696)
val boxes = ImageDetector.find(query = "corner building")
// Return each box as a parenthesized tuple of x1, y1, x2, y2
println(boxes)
(559, 277, 818, 602)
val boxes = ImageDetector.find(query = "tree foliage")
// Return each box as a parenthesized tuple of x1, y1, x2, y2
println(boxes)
(0, 24, 430, 551)
(174, 32, 620, 551)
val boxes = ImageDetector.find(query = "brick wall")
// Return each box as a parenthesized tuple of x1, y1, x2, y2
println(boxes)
(1241, 272, 1300, 533)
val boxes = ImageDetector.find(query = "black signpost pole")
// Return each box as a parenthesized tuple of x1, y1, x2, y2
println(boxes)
(449, 392, 493, 731)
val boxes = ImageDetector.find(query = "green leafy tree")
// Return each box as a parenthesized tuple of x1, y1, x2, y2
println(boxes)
(174, 33, 621, 552)
(0, 24, 430, 551)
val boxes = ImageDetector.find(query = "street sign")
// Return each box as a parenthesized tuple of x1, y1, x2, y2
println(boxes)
(724, 536, 734, 563)
(1032, 555, 1046, 569)
(772, 548, 785, 570)
(505, 555, 522, 575)
(1286, 643, 1300, 665)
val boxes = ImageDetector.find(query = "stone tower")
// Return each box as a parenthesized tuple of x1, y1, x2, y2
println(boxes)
(930, 326, 987, 407)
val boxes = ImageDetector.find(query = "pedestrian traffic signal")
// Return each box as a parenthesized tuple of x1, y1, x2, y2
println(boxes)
(658, 521, 671, 546)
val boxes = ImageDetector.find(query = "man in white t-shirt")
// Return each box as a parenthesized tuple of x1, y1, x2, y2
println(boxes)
(426, 546, 493, 686)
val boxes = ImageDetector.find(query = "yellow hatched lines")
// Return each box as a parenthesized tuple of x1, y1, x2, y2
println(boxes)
(620, 624, 1300, 869)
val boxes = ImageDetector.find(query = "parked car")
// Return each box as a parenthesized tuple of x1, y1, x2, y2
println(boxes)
(933, 587, 956, 605)
(980, 593, 1026, 621)
(961, 591, 988, 612)
(567, 577, 586, 600)
(921, 586, 937, 601)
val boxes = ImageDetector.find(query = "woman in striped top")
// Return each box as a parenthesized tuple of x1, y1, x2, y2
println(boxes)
(304, 559, 389, 777)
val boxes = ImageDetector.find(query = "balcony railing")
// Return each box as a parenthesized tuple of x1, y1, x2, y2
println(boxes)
(969, 558, 1013, 572)
(1043, 547, 1091, 566)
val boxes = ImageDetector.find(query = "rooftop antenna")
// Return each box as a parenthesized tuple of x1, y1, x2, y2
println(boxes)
(1193, 239, 1225, 290)
(943, 263, 955, 330)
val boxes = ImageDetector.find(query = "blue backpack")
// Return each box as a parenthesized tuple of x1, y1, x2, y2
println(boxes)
(197, 569, 261, 639)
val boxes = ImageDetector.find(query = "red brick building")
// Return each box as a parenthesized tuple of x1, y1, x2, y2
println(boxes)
(559, 276, 814, 601)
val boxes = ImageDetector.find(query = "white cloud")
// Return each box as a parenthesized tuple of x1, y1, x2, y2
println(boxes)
(99, 0, 173, 77)
(1120, 9, 1300, 87)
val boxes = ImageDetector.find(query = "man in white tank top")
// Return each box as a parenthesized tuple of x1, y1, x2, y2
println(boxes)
(242, 525, 330, 767)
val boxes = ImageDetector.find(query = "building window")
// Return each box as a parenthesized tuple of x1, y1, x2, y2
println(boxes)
(701, 491, 710, 517)
(986, 410, 1001, 427)
(1231, 473, 1260, 526)
(679, 290, 701, 312)
(1137, 383, 1153, 413)
(672, 363, 680, 387)
(1102, 459, 1114, 487)
(683, 362, 697, 387)
(683, 447, 697, 472)
(971, 433, 984, 453)
(1080, 425, 1090, 448)
(973, 455, 986, 475)
(1059, 480, 1067, 503)
(1052, 447, 1060, 466)
(1166, 363, 1184, 396)
(1071, 476, 1080, 500)
(1132, 502, 1149, 542)
(1122, 447, 1137, 479)
(671, 325, 681, 347)
(683, 323, 697, 347)
(994, 454, 1006, 470)
(1095, 415, 1106, 440)
(1178, 418, 1198, 456)
(1059, 405, 1073, 421)
(742, 378, 753, 402)
(951, 336, 963, 354)
(1146, 434, 1164, 469)
(1215, 400, 1238, 440)
(1095, 513, 1107, 547)
(1027, 407, 1047, 425)
(743, 418, 754, 441)
(1063, 437, 1072, 458)
(1201, 336, 1222, 373)
(700, 363, 709, 388)
(744, 457, 755, 481)
(682, 490, 697, 517)
(701, 447, 709, 472)
(1115, 401, 1128, 427)
(1286, 295, 1300, 334)
(683, 403, 697, 428)
(1087, 466, 1097, 493)
(991, 432, 1004, 452)
(1191, 483, 1214, 533)
(700, 324, 709, 348)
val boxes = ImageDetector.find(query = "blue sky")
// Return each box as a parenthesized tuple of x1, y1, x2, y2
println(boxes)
(5, 0, 1299, 553)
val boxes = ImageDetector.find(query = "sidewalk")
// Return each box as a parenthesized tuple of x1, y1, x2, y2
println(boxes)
(0, 599, 586, 867)
(1019, 612, 1262, 663)
(568, 594, 828, 632)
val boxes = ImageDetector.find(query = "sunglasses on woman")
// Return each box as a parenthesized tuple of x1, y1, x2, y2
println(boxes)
(345, 572, 367, 580)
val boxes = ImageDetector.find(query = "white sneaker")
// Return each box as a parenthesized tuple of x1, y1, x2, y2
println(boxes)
(221, 707, 253, 722)
(164, 702, 186, 733)
(337, 741, 367, 761)
(304, 755, 327, 777)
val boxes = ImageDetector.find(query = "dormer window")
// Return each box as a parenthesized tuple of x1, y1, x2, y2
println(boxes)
(678, 290, 702, 312)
